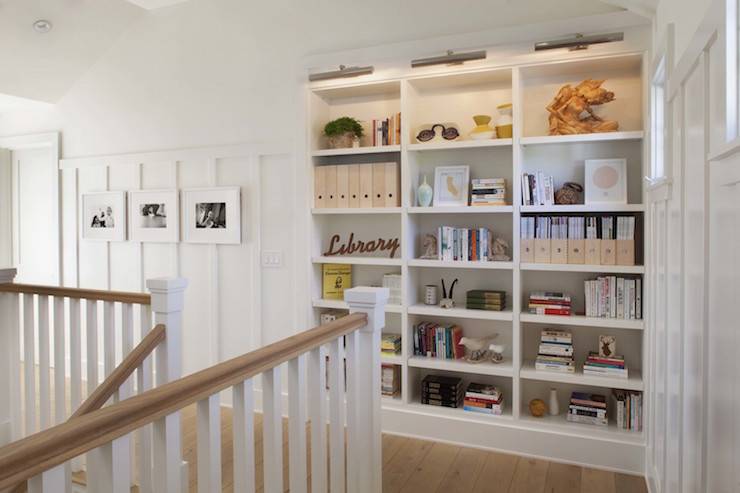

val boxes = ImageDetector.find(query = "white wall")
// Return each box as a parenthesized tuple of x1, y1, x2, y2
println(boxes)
(655, 0, 712, 59)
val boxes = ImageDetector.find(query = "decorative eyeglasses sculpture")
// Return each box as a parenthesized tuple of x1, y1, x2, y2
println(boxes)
(439, 278, 458, 309)
(416, 124, 460, 143)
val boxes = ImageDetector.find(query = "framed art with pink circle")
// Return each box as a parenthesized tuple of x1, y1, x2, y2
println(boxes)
(584, 158, 627, 205)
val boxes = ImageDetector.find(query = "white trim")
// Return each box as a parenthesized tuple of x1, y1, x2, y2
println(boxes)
(708, 135, 740, 161)
(726, 0, 739, 139)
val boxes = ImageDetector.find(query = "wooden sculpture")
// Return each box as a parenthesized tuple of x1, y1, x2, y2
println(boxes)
(546, 79, 619, 135)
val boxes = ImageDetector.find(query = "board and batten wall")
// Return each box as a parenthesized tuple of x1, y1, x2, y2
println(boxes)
(59, 144, 298, 380)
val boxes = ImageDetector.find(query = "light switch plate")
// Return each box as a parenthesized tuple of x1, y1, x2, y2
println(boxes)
(261, 250, 283, 268)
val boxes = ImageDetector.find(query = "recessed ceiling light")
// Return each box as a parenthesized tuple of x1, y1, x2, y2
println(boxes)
(32, 20, 53, 34)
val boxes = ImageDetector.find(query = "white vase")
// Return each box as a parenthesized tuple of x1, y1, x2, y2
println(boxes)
(548, 388, 560, 416)
(417, 176, 433, 207)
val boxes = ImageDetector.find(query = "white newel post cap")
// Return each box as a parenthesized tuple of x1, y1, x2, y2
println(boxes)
(345, 287, 389, 332)
(0, 268, 17, 284)
(146, 277, 188, 313)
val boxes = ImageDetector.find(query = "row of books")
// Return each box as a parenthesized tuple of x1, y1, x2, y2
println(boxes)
(463, 383, 504, 415)
(521, 216, 637, 240)
(521, 172, 555, 206)
(421, 375, 463, 408)
(535, 329, 575, 373)
(369, 113, 402, 146)
(584, 351, 628, 379)
(381, 333, 401, 357)
(412, 321, 464, 360)
(471, 178, 507, 206)
(568, 391, 608, 426)
(584, 276, 642, 320)
(466, 289, 506, 311)
(381, 364, 401, 397)
(528, 291, 572, 316)
(437, 226, 493, 262)
(613, 389, 642, 431)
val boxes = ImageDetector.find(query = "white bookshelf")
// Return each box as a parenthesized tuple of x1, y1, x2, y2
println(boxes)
(306, 49, 648, 468)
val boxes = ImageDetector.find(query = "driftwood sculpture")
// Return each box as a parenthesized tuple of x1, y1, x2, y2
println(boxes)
(546, 79, 619, 135)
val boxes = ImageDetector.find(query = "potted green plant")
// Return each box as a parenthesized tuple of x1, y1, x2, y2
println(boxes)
(324, 117, 364, 149)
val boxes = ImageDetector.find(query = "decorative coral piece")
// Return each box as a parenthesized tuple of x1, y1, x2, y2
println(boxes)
(546, 79, 619, 135)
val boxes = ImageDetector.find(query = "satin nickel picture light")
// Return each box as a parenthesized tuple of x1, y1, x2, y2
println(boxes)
(411, 49, 487, 68)
(308, 65, 374, 82)
(534, 32, 624, 51)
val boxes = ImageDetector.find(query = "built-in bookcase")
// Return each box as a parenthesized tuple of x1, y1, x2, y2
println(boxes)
(306, 50, 647, 467)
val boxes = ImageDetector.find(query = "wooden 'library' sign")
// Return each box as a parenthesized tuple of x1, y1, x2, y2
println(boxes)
(323, 233, 400, 258)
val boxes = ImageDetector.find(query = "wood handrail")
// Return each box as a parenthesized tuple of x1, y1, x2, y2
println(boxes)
(0, 283, 151, 305)
(0, 312, 368, 489)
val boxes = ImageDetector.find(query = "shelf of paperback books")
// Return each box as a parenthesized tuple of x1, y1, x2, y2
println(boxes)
(407, 259, 514, 270)
(408, 304, 514, 321)
(408, 206, 513, 214)
(520, 313, 644, 330)
(311, 145, 401, 157)
(408, 356, 513, 378)
(520, 361, 643, 391)
(407, 138, 513, 151)
(520, 263, 645, 274)
(312, 298, 404, 313)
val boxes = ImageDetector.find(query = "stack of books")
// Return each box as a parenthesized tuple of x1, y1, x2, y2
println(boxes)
(381, 364, 401, 397)
(466, 290, 506, 311)
(381, 333, 401, 357)
(535, 329, 574, 373)
(583, 351, 628, 378)
(528, 292, 571, 316)
(463, 383, 504, 415)
(567, 392, 608, 427)
(471, 178, 506, 206)
(421, 375, 463, 408)
(521, 171, 555, 206)
(437, 226, 492, 261)
(369, 113, 402, 146)
(412, 321, 464, 359)
(584, 276, 642, 319)
(612, 390, 642, 431)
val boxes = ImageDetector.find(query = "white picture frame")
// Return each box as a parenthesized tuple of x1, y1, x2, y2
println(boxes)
(584, 158, 627, 204)
(81, 191, 127, 241)
(181, 187, 241, 244)
(128, 189, 179, 243)
(433, 165, 469, 207)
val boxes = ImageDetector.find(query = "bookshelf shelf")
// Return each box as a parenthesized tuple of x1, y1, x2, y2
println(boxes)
(520, 313, 645, 330)
(312, 298, 404, 313)
(311, 145, 401, 157)
(519, 361, 643, 391)
(518, 414, 644, 445)
(519, 131, 644, 146)
(405, 402, 513, 422)
(520, 204, 646, 213)
(408, 138, 513, 151)
(407, 259, 514, 270)
(408, 206, 513, 214)
(408, 356, 513, 377)
(312, 207, 402, 215)
(408, 304, 513, 321)
(520, 263, 646, 274)
(381, 354, 405, 365)
(311, 256, 402, 266)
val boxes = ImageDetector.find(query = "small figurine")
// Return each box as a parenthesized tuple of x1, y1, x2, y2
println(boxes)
(420, 234, 438, 259)
(490, 238, 511, 261)
(489, 343, 505, 363)
(459, 335, 498, 362)
(439, 278, 458, 309)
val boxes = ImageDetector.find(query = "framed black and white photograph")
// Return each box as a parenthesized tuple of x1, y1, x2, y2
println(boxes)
(433, 165, 469, 207)
(128, 190, 179, 243)
(181, 187, 241, 244)
(82, 191, 127, 241)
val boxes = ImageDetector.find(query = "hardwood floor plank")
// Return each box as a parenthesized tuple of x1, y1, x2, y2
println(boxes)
(471, 451, 518, 493)
(399, 442, 461, 493)
(581, 468, 616, 493)
(435, 446, 487, 493)
(383, 434, 408, 466)
(509, 457, 549, 493)
(382, 438, 435, 493)
(614, 473, 649, 493)
(544, 462, 582, 493)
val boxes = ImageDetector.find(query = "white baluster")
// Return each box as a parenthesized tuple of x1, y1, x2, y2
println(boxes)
(147, 277, 188, 493)
(86, 299, 98, 396)
(38, 295, 51, 430)
(308, 346, 327, 493)
(233, 379, 255, 493)
(344, 331, 359, 489)
(27, 464, 66, 493)
(53, 296, 66, 424)
(24, 293, 36, 435)
(120, 303, 134, 399)
(0, 268, 20, 442)
(288, 355, 307, 493)
(68, 298, 83, 473)
(328, 338, 345, 493)
(137, 305, 153, 493)
(345, 287, 388, 493)
(88, 438, 131, 493)
(197, 394, 222, 492)
(103, 301, 115, 381)
(262, 366, 283, 493)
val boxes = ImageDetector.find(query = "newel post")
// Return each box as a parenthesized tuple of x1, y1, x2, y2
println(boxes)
(345, 286, 388, 493)
(0, 267, 18, 445)
(147, 277, 188, 493)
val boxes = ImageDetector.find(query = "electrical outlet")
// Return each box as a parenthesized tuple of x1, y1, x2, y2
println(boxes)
(261, 250, 283, 268)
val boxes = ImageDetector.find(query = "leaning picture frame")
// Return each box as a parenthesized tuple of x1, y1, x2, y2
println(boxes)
(584, 158, 627, 204)
(81, 191, 127, 241)
(128, 189, 179, 243)
(433, 165, 470, 207)
(181, 187, 241, 244)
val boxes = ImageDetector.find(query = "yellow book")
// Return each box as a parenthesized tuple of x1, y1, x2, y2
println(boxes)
(322, 264, 352, 300)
